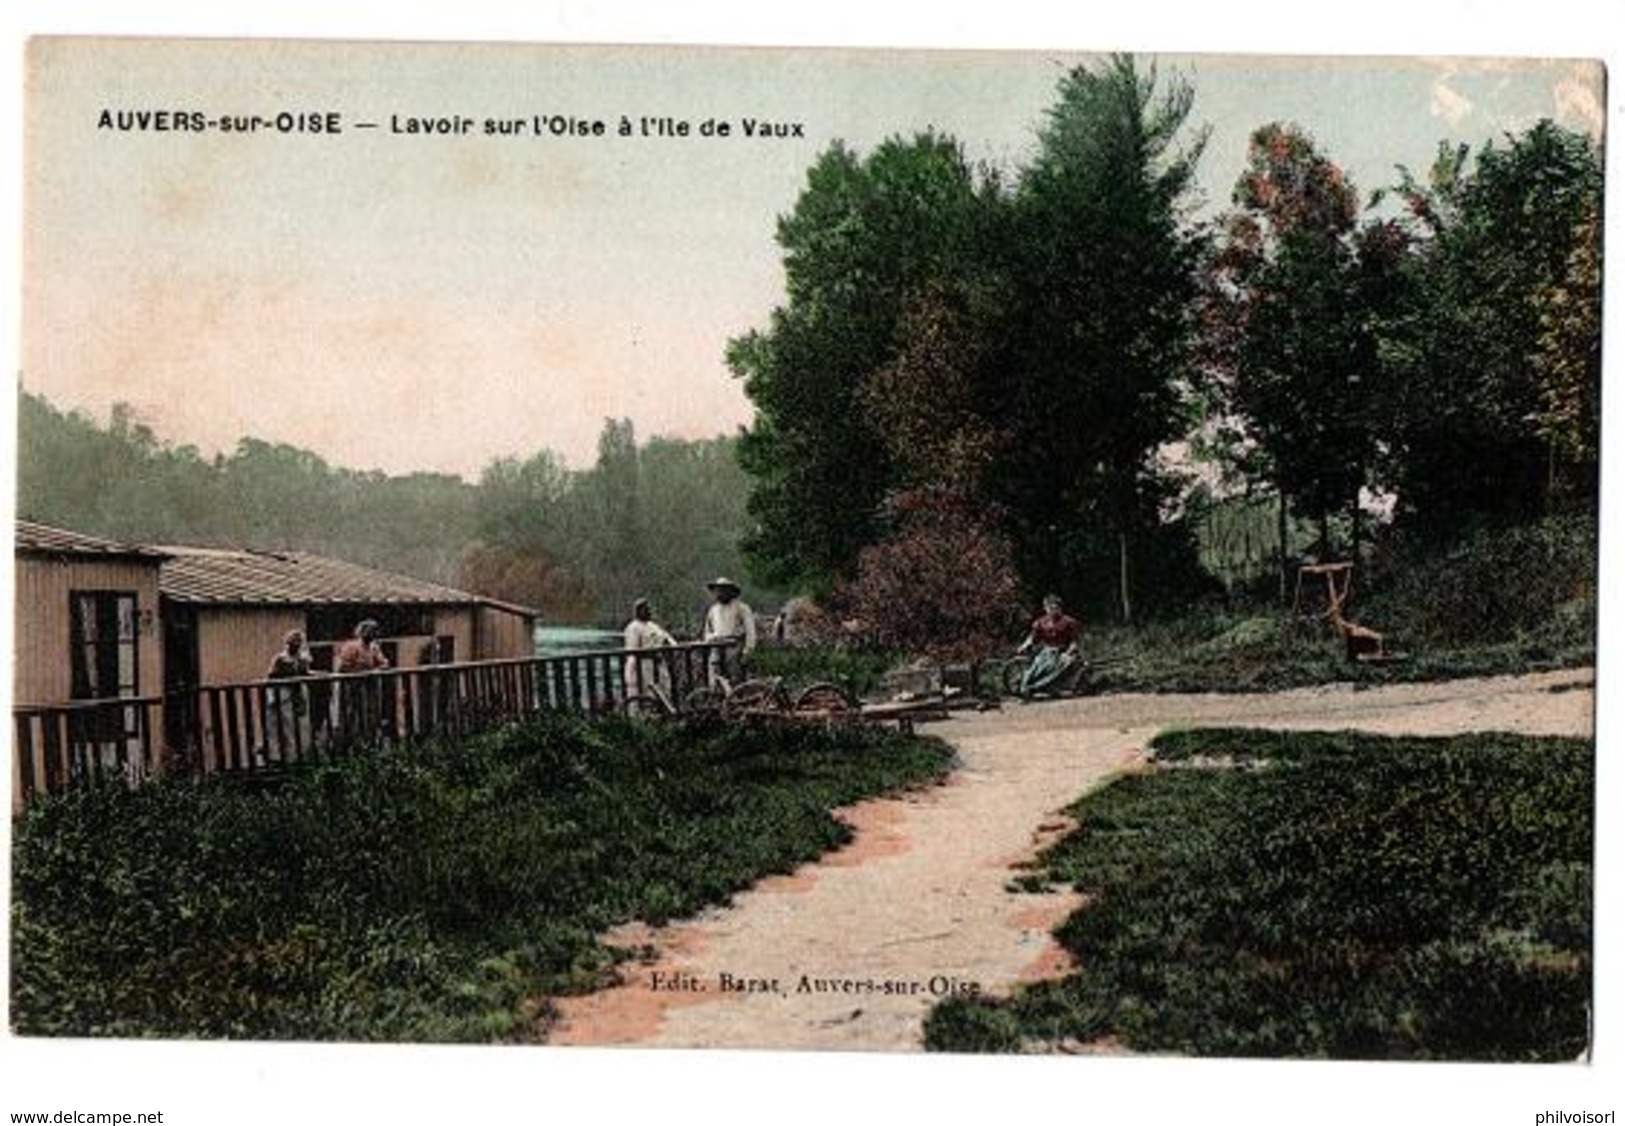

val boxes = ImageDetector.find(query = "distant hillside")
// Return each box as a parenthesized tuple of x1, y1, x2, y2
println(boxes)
(15, 390, 773, 628)
(17, 389, 479, 586)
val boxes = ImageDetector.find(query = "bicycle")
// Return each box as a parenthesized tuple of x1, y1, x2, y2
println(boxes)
(982, 648, 1126, 700)
(678, 673, 858, 723)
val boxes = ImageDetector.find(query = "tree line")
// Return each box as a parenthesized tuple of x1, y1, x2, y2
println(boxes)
(729, 55, 1602, 645)
(16, 57, 1600, 651)
(462, 418, 771, 631)
(16, 392, 768, 629)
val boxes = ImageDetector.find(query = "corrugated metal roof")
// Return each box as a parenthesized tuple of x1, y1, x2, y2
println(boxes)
(15, 519, 169, 560)
(157, 544, 536, 615)
(16, 520, 538, 616)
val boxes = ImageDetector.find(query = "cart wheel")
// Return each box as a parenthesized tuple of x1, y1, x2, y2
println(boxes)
(724, 677, 789, 717)
(682, 685, 725, 720)
(623, 694, 671, 719)
(794, 682, 858, 714)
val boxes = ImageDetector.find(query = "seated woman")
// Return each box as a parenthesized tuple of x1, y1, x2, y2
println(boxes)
(1016, 594, 1082, 697)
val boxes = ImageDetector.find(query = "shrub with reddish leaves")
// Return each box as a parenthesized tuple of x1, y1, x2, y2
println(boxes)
(839, 490, 1025, 661)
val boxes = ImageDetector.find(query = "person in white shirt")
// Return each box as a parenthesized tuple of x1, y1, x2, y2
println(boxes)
(702, 576, 755, 686)
(623, 598, 676, 704)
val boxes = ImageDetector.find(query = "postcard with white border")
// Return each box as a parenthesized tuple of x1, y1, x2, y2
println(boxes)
(8, 32, 1607, 1088)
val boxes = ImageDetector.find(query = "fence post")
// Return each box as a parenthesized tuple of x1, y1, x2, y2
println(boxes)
(16, 714, 38, 802)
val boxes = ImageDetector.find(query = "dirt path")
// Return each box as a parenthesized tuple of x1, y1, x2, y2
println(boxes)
(549, 668, 1594, 1051)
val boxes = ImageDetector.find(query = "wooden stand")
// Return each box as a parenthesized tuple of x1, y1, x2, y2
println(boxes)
(1292, 561, 1355, 622)
(1292, 561, 1406, 663)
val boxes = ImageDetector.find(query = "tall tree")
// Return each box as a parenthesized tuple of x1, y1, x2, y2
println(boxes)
(473, 448, 572, 555)
(728, 133, 998, 593)
(570, 418, 646, 616)
(1530, 193, 1602, 495)
(634, 435, 763, 630)
(858, 279, 1002, 495)
(999, 54, 1208, 620)
(1207, 122, 1381, 562)
(842, 278, 1023, 652)
(1380, 121, 1603, 534)
(467, 419, 772, 626)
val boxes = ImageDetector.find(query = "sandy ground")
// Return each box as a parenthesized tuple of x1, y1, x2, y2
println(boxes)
(547, 668, 1595, 1052)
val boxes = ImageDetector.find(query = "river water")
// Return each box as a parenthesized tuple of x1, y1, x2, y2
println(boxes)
(533, 625, 624, 657)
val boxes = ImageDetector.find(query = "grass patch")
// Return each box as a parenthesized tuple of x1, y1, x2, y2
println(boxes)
(1076, 611, 1592, 696)
(925, 728, 1592, 1060)
(12, 714, 952, 1041)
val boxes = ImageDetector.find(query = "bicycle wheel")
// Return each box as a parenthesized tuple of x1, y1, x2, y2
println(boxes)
(1000, 656, 1033, 697)
(1058, 657, 1102, 696)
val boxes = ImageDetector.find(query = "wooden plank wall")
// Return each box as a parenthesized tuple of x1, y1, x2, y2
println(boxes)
(475, 605, 535, 661)
(12, 555, 164, 809)
(12, 556, 164, 705)
(194, 607, 307, 686)
(428, 608, 476, 665)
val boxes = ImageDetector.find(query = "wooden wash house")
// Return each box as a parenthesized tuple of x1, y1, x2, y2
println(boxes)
(13, 520, 539, 805)
(157, 544, 538, 764)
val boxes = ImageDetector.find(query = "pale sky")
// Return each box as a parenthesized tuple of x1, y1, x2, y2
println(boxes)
(22, 39, 1604, 477)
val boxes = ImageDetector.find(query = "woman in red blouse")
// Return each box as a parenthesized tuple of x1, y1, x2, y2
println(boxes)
(1016, 595, 1081, 696)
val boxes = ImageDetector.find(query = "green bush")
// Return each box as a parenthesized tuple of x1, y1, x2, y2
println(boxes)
(923, 996, 1027, 1053)
(926, 729, 1592, 1060)
(12, 715, 951, 1041)
(1364, 514, 1597, 650)
(747, 645, 902, 698)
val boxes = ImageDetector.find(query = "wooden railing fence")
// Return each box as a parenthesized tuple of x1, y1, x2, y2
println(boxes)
(12, 640, 736, 806)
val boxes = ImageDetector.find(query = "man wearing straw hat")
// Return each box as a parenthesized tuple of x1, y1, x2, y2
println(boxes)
(702, 576, 756, 687)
